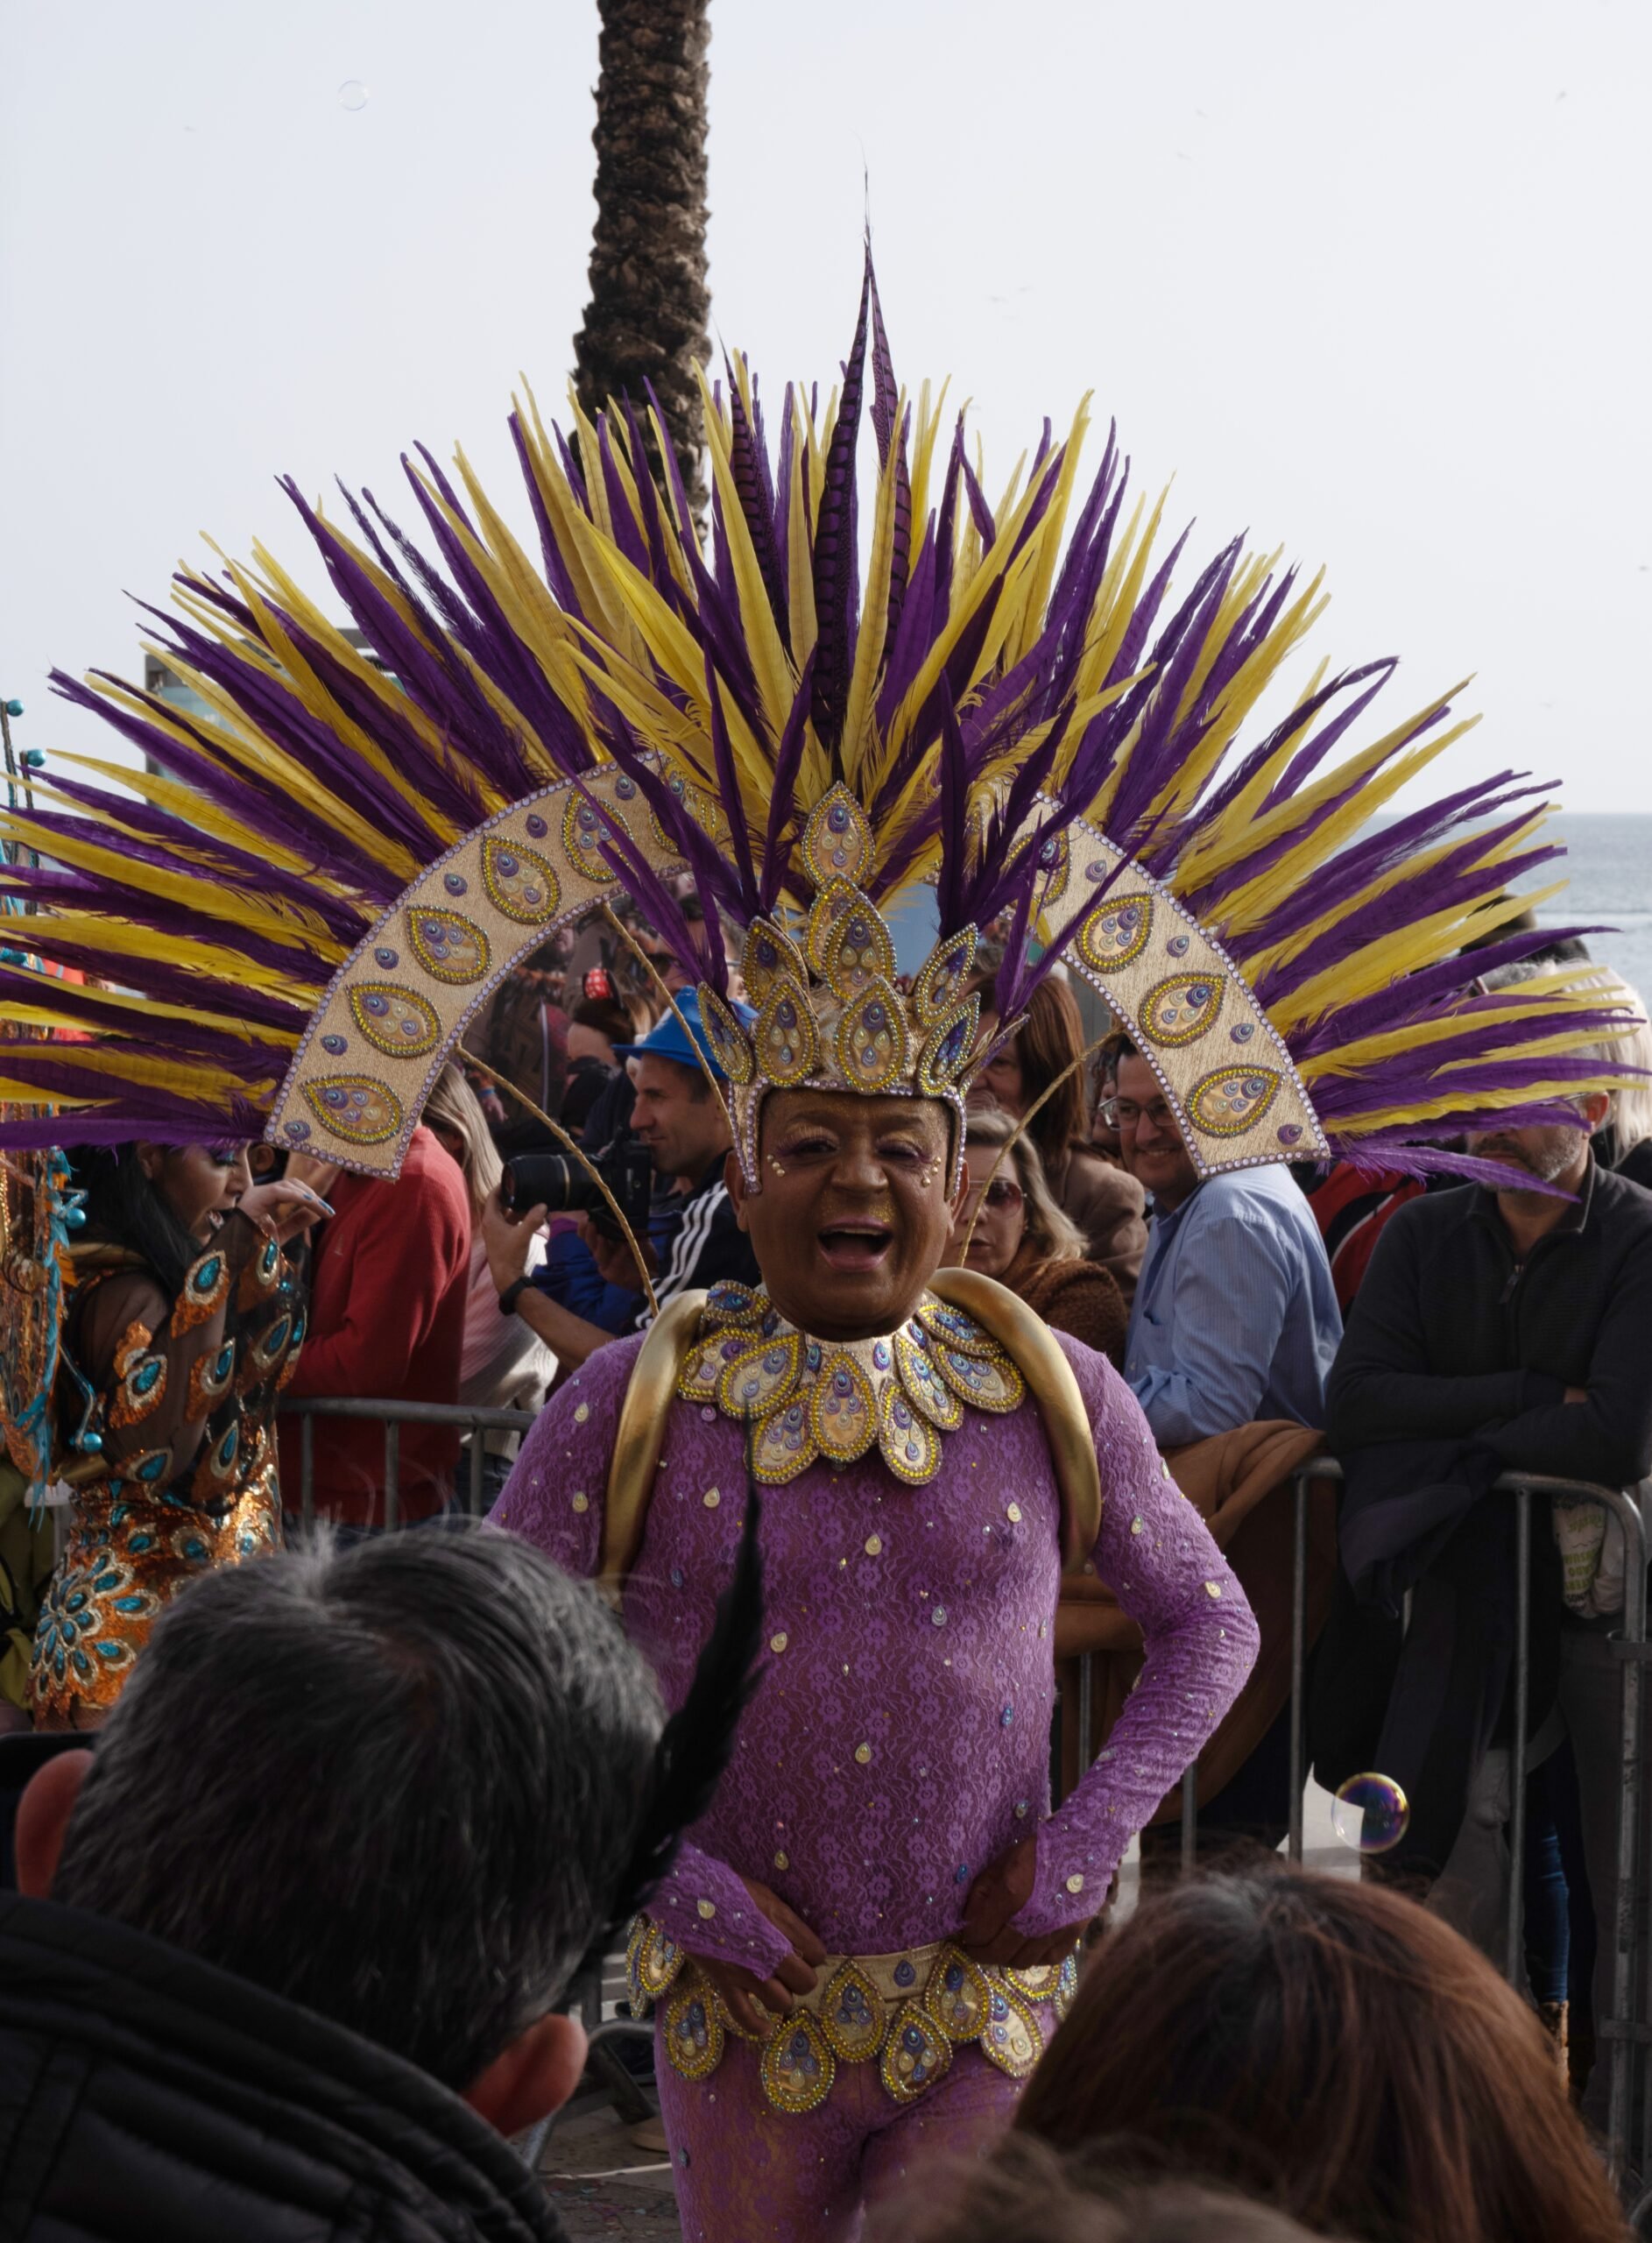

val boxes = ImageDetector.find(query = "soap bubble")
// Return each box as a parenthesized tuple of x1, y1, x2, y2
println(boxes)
(1331, 1772, 1410, 1855)
(337, 80, 370, 111)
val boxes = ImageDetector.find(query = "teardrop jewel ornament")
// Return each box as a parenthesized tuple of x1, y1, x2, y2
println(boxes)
(916, 1297, 998, 1360)
(932, 1341, 1026, 1414)
(741, 917, 809, 1007)
(916, 994, 981, 1094)
(1140, 971, 1225, 1048)
(696, 984, 757, 1086)
(717, 1330, 805, 1419)
(893, 1326, 965, 1430)
(406, 907, 491, 985)
(649, 770, 726, 853)
(663, 1982, 724, 2083)
(561, 791, 630, 883)
(750, 1399, 818, 1483)
(820, 889, 896, 1001)
(834, 977, 911, 1094)
(760, 2009, 836, 2113)
(880, 2006, 951, 2104)
(302, 1073, 404, 1147)
(978, 1984, 1044, 2079)
(925, 1946, 993, 2042)
(755, 974, 820, 1087)
(347, 981, 442, 1058)
(1187, 1065, 1282, 1138)
(805, 878, 860, 975)
(910, 928, 978, 1029)
(879, 1380, 942, 1483)
(480, 836, 561, 923)
(809, 1350, 879, 1461)
(1076, 892, 1154, 973)
(800, 782, 875, 891)
(818, 1960, 887, 2063)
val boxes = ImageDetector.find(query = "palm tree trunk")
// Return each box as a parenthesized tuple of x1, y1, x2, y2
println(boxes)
(572, 0, 711, 525)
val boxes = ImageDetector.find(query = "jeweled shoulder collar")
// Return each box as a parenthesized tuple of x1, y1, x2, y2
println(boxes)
(675, 1282, 1027, 1487)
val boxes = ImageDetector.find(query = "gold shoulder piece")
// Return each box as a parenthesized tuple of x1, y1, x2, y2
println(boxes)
(928, 1268, 1102, 1571)
(599, 1291, 710, 1595)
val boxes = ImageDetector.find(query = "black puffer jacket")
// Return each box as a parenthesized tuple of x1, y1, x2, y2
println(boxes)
(0, 1894, 568, 2242)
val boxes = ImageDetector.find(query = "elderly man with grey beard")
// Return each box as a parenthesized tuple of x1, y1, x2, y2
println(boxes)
(0, 1526, 671, 2243)
(1321, 981, 1652, 2119)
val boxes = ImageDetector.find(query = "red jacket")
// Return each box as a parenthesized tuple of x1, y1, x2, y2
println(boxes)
(279, 1129, 473, 1525)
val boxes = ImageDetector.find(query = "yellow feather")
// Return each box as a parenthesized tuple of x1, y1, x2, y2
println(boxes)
(696, 367, 798, 738)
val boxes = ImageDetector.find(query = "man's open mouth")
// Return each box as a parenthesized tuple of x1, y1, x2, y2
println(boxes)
(816, 1219, 893, 1273)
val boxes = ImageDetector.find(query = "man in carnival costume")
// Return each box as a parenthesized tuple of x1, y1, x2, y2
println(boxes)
(0, 251, 1633, 2235)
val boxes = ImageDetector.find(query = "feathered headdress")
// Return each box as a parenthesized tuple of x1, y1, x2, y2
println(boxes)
(0, 246, 1631, 1189)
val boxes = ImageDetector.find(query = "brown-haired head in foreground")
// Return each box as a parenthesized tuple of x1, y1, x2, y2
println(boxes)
(871, 2133, 1322, 2243)
(1015, 1867, 1629, 2243)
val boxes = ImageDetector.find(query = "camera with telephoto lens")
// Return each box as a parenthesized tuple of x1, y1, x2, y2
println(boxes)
(501, 1131, 654, 1241)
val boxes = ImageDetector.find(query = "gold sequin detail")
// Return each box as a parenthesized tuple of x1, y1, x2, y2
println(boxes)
(864, 1534, 883, 1556)
(1006, 1504, 1022, 1524)
(574, 1402, 589, 1424)
(696, 1898, 717, 1919)
(1204, 1580, 1223, 1598)
(703, 1487, 721, 1509)
(571, 1492, 589, 1513)
(774, 1850, 789, 1871)
(770, 1631, 789, 1653)
(854, 1743, 872, 1765)
(687, 1289, 1022, 1488)
(1065, 1873, 1085, 1895)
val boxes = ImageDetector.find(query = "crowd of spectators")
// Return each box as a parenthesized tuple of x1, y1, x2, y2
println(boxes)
(11, 902, 1652, 2230)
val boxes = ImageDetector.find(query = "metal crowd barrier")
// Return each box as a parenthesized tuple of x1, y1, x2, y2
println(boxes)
(276, 1403, 1652, 2209)
(1074, 1461, 1651, 2206)
(277, 1395, 535, 1530)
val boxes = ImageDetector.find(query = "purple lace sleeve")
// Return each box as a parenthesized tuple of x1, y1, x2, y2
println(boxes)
(649, 1841, 793, 1973)
(489, 1342, 792, 1976)
(1015, 1337, 1260, 1935)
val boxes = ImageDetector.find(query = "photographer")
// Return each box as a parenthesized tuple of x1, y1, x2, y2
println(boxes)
(482, 994, 759, 1373)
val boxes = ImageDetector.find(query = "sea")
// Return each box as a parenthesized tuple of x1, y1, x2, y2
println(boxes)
(1535, 815, 1652, 1002)
(887, 814, 1652, 999)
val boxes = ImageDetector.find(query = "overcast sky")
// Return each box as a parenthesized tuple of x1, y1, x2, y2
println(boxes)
(3, 0, 1648, 813)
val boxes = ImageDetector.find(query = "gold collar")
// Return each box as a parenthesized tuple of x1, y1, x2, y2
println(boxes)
(674, 1282, 1026, 1486)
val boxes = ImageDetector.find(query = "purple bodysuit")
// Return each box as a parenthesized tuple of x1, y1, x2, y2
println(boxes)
(494, 1320, 1256, 1974)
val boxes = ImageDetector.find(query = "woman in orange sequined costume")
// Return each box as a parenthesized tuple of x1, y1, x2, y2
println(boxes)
(29, 1144, 325, 1729)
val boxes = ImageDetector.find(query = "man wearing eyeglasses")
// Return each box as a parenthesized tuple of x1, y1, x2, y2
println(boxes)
(1108, 1040, 1342, 1449)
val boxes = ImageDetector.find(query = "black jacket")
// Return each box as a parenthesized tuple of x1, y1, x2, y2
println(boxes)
(0, 1894, 568, 2243)
(1326, 1160, 1652, 1497)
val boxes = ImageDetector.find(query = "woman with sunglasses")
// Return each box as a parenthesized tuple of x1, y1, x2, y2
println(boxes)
(947, 1103, 1128, 1363)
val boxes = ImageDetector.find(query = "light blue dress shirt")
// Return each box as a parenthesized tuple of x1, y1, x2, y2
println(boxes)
(1125, 1164, 1343, 1448)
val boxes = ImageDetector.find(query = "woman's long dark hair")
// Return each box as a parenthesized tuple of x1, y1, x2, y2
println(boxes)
(1017, 1866, 1630, 2243)
(69, 1145, 203, 1298)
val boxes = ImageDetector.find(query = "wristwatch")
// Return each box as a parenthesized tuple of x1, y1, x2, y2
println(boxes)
(498, 1276, 532, 1317)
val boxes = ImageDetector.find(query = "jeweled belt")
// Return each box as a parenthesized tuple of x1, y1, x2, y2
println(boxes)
(626, 1918, 1078, 2116)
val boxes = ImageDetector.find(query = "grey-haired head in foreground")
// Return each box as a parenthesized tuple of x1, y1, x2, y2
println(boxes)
(51, 1523, 663, 2089)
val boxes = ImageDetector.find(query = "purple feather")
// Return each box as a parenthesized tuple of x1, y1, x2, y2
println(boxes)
(809, 264, 871, 760)
(759, 657, 817, 916)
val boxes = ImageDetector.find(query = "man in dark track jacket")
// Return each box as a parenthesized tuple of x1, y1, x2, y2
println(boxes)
(0, 1526, 667, 2242)
(1324, 1070, 1652, 2118)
